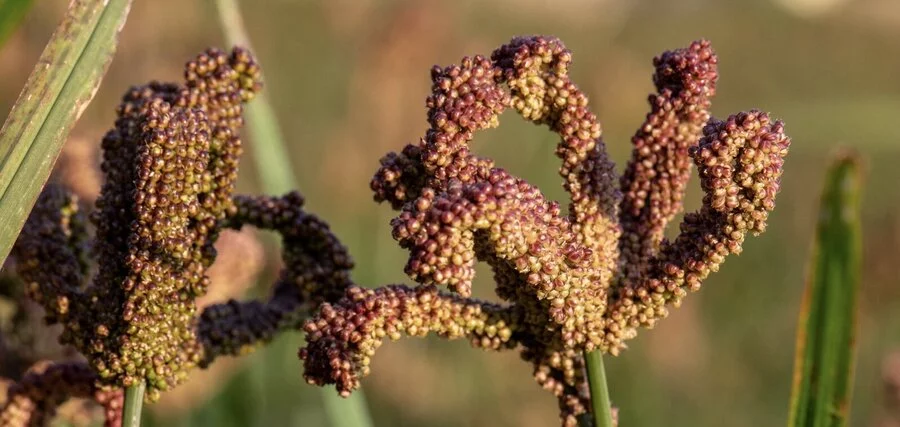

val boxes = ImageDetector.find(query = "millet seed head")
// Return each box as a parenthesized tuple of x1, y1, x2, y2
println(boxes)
(305, 35, 789, 426)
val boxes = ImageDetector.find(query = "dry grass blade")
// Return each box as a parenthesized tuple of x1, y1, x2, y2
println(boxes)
(0, 0, 133, 265)
(788, 152, 862, 427)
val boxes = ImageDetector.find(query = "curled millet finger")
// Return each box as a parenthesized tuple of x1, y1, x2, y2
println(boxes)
(605, 110, 790, 345)
(0, 362, 123, 427)
(300, 285, 519, 395)
(618, 40, 718, 282)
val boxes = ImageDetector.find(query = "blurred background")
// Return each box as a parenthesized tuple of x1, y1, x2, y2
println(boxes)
(2, 0, 900, 426)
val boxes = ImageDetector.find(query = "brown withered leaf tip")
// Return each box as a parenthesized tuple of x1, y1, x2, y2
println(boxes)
(301, 36, 789, 426)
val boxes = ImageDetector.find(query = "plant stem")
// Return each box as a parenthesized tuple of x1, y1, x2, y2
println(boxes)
(123, 382, 145, 427)
(584, 350, 614, 427)
(212, 2, 375, 427)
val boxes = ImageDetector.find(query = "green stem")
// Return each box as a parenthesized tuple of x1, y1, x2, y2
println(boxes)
(123, 382, 145, 427)
(211, 1, 374, 427)
(584, 350, 614, 427)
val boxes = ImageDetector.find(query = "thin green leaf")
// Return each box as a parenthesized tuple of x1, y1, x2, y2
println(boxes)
(212, 1, 374, 427)
(787, 152, 862, 427)
(0, 0, 133, 265)
(243, 96, 296, 195)
(0, 0, 35, 48)
(213, 0, 294, 195)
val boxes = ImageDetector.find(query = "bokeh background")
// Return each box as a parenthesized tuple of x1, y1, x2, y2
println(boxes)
(2, 0, 900, 426)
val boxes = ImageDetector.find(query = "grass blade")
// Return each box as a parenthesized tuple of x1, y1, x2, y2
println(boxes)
(0, 0, 133, 266)
(213, 1, 374, 426)
(0, 0, 35, 48)
(787, 152, 862, 427)
(321, 384, 375, 427)
(213, 0, 294, 194)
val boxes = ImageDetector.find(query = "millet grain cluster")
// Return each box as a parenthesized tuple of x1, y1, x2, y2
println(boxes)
(301, 36, 789, 426)
(2, 47, 351, 425)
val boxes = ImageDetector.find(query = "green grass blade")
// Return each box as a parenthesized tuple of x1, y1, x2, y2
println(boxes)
(213, 1, 374, 426)
(0, 0, 35, 48)
(787, 152, 862, 427)
(0, 0, 133, 266)
(321, 384, 375, 427)
(213, 0, 295, 195)
(243, 95, 296, 195)
(0, 1, 105, 202)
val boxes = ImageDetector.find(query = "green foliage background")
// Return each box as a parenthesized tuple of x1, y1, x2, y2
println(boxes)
(2, 1, 899, 426)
